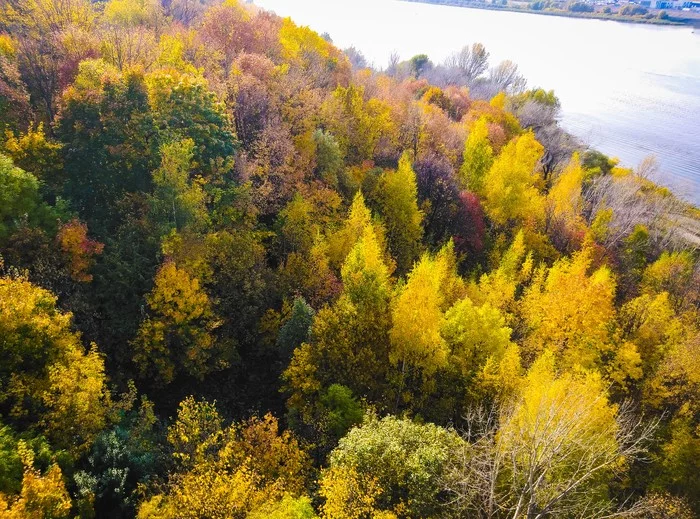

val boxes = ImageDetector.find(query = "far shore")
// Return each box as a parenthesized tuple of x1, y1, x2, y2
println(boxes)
(401, 0, 700, 27)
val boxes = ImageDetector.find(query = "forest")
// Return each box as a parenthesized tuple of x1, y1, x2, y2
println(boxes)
(0, 0, 698, 517)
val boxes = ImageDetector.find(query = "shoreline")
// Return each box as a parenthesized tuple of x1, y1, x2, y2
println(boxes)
(400, 0, 700, 27)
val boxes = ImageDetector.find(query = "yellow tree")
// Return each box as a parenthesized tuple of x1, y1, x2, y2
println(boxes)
(318, 466, 386, 519)
(467, 230, 532, 319)
(284, 223, 393, 423)
(0, 442, 71, 519)
(520, 249, 641, 385)
(139, 398, 310, 519)
(327, 190, 389, 270)
(548, 152, 584, 223)
(376, 152, 423, 275)
(389, 243, 462, 376)
(132, 261, 225, 385)
(482, 132, 545, 226)
(447, 351, 655, 518)
(0, 275, 110, 455)
(441, 296, 520, 398)
(458, 116, 493, 194)
(322, 85, 395, 164)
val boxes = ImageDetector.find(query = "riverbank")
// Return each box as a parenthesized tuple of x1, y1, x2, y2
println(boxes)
(401, 0, 700, 26)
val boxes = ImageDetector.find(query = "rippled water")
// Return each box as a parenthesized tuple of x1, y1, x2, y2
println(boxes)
(253, 0, 700, 202)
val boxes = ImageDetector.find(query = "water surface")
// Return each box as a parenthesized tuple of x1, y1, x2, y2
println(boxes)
(254, 0, 700, 202)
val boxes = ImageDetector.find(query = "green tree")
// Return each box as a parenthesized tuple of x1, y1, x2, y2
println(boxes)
(58, 61, 159, 227)
(284, 224, 393, 430)
(326, 415, 464, 518)
(150, 139, 208, 236)
(145, 69, 237, 172)
(0, 154, 55, 241)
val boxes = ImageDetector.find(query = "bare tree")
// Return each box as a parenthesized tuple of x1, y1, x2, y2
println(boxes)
(443, 43, 490, 86)
(635, 155, 659, 181)
(582, 173, 691, 252)
(445, 398, 658, 519)
(344, 46, 368, 70)
(489, 60, 527, 94)
(387, 51, 400, 76)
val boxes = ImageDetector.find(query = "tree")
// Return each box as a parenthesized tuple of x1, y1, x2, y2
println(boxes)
(145, 69, 237, 172)
(313, 129, 344, 188)
(326, 415, 464, 518)
(488, 60, 526, 94)
(468, 229, 532, 317)
(443, 43, 490, 86)
(3, 123, 64, 199)
(548, 152, 584, 224)
(319, 465, 386, 519)
(0, 442, 71, 519)
(0, 274, 110, 454)
(284, 224, 393, 431)
(74, 394, 163, 518)
(446, 351, 657, 519)
(249, 494, 317, 519)
(641, 251, 698, 312)
(520, 249, 637, 384)
(376, 152, 423, 275)
(0, 45, 32, 134)
(150, 139, 208, 236)
(139, 398, 310, 519)
(132, 261, 226, 385)
(0, 153, 55, 241)
(276, 297, 315, 360)
(322, 85, 395, 165)
(57, 62, 160, 227)
(458, 117, 494, 194)
(483, 132, 545, 226)
(100, 0, 161, 71)
(414, 153, 485, 254)
(56, 219, 104, 282)
(389, 243, 462, 376)
(442, 296, 520, 398)
(409, 54, 431, 78)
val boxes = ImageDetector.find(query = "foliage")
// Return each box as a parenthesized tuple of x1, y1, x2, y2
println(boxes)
(375, 152, 423, 275)
(0, 2, 697, 516)
(327, 415, 464, 517)
(132, 261, 226, 385)
(482, 132, 545, 226)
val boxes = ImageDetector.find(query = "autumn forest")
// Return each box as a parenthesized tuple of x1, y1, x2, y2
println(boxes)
(0, 0, 698, 517)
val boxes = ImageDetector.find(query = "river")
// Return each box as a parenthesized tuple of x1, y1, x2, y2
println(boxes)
(253, 0, 700, 203)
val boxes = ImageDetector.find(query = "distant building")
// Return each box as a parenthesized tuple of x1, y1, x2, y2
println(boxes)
(650, 0, 689, 8)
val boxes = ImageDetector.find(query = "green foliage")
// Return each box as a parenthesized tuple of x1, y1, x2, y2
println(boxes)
(145, 70, 237, 171)
(150, 139, 208, 236)
(313, 129, 344, 188)
(327, 415, 464, 517)
(74, 396, 163, 517)
(0, 154, 55, 240)
(276, 297, 315, 359)
(319, 384, 365, 441)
